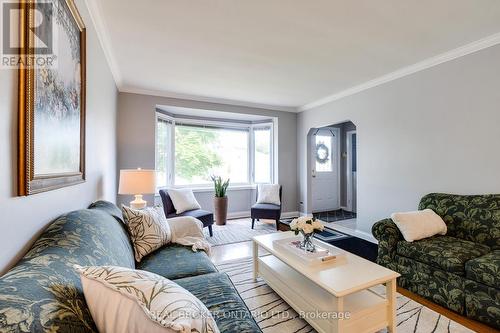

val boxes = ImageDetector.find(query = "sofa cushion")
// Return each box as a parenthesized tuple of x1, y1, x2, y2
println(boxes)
(76, 265, 219, 333)
(465, 250, 500, 288)
(175, 273, 262, 333)
(167, 209, 214, 228)
(0, 209, 135, 332)
(419, 193, 500, 250)
(397, 236, 490, 274)
(136, 244, 217, 280)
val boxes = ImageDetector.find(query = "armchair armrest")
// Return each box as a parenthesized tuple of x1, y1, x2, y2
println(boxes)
(372, 218, 403, 267)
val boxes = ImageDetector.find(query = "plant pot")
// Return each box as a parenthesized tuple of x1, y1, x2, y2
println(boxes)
(214, 196, 228, 225)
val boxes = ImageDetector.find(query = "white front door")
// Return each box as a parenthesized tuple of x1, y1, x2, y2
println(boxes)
(311, 128, 339, 213)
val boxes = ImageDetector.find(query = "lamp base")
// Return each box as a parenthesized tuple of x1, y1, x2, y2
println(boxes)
(130, 194, 147, 209)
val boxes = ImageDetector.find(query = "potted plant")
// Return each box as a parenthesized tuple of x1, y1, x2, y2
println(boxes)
(211, 176, 230, 225)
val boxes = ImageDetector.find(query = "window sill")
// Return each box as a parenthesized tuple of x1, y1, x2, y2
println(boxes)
(155, 184, 257, 196)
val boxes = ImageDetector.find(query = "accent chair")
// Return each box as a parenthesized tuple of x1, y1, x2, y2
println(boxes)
(251, 185, 282, 230)
(159, 189, 214, 237)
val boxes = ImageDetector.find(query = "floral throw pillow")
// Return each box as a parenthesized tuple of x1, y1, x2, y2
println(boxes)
(75, 265, 219, 333)
(122, 205, 171, 262)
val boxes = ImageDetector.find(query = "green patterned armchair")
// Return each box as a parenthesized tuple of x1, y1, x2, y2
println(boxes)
(0, 201, 261, 333)
(373, 193, 500, 329)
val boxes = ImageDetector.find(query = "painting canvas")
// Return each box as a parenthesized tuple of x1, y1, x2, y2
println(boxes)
(18, 0, 86, 195)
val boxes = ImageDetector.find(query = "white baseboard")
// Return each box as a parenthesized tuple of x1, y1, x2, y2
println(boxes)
(227, 211, 251, 219)
(281, 211, 300, 218)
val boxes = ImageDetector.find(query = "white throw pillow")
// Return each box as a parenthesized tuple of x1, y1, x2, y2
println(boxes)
(168, 188, 201, 214)
(75, 265, 219, 333)
(391, 209, 447, 242)
(256, 184, 281, 205)
(122, 205, 171, 262)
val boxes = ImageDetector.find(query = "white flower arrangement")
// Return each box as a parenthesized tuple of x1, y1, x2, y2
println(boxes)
(289, 216, 324, 235)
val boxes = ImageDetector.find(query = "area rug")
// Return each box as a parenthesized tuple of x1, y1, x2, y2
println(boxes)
(216, 257, 473, 333)
(204, 218, 278, 246)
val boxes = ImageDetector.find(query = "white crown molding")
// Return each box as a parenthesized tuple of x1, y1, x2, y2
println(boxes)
(120, 86, 298, 113)
(84, 0, 123, 87)
(299, 32, 500, 111)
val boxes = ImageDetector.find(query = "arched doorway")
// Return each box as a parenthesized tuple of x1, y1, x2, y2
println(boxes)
(308, 121, 357, 223)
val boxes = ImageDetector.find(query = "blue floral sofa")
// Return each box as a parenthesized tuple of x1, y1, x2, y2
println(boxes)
(372, 193, 500, 329)
(0, 201, 261, 332)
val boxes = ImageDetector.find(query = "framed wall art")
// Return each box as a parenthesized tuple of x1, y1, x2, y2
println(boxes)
(18, 0, 86, 195)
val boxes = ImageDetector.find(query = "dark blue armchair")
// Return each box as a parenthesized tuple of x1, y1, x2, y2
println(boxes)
(159, 190, 214, 237)
(251, 185, 282, 230)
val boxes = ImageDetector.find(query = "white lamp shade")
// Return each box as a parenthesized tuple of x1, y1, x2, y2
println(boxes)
(118, 169, 156, 195)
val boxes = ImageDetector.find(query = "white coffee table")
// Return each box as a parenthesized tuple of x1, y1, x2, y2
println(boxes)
(252, 232, 400, 333)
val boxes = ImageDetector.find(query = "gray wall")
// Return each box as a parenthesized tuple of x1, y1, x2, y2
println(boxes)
(0, 0, 118, 275)
(117, 92, 298, 214)
(298, 44, 500, 234)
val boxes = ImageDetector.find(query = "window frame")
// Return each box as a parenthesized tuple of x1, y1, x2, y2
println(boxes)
(155, 112, 275, 190)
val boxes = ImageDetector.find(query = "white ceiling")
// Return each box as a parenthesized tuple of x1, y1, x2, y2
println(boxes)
(87, 0, 500, 111)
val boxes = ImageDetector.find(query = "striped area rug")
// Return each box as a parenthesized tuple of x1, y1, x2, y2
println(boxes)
(216, 257, 473, 333)
(204, 219, 278, 246)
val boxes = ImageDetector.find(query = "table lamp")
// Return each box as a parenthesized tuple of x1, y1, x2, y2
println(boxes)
(118, 168, 156, 209)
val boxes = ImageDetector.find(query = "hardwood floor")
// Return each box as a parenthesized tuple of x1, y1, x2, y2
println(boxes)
(210, 240, 497, 333)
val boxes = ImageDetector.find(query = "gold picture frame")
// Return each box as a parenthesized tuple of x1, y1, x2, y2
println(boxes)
(18, 0, 86, 195)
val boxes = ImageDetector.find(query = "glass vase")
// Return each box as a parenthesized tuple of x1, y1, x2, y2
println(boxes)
(300, 231, 316, 252)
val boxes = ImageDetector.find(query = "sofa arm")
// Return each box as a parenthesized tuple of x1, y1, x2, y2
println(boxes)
(372, 218, 403, 267)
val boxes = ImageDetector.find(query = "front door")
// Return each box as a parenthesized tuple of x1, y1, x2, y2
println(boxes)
(311, 128, 339, 213)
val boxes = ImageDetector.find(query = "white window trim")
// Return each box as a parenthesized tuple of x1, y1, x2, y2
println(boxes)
(155, 112, 276, 190)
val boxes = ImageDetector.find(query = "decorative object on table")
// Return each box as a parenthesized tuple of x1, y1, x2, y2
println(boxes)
(251, 184, 282, 230)
(167, 188, 202, 214)
(118, 169, 156, 209)
(75, 265, 220, 333)
(211, 176, 229, 226)
(289, 216, 325, 252)
(18, 0, 86, 195)
(159, 189, 214, 237)
(272, 237, 344, 266)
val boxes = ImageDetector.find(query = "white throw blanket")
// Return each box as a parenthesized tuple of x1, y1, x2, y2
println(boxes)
(165, 216, 212, 255)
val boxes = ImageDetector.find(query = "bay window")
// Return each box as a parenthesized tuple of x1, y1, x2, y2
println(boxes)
(156, 113, 275, 189)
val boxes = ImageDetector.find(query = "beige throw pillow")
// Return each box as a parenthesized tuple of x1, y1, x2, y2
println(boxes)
(122, 205, 171, 262)
(391, 209, 447, 242)
(167, 188, 201, 214)
(256, 184, 281, 205)
(75, 265, 219, 333)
